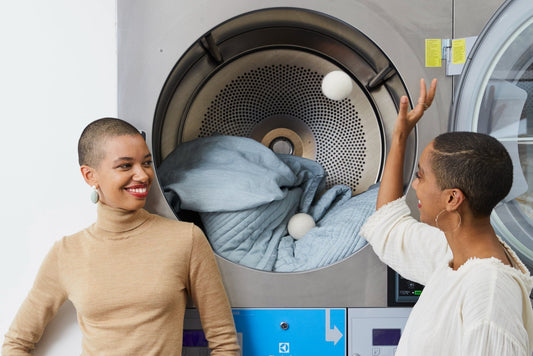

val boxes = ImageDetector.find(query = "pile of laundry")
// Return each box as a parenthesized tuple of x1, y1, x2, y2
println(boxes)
(158, 135, 378, 272)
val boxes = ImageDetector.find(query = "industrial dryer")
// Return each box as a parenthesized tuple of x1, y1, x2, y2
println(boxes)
(118, 0, 450, 307)
(116, 0, 523, 354)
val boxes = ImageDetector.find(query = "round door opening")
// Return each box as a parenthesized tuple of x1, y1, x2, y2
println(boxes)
(153, 8, 413, 273)
(452, 0, 533, 270)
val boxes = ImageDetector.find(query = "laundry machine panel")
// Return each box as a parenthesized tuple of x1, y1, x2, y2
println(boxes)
(117, 0, 453, 309)
(348, 307, 411, 356)
(454, 0, 507, 39)
(232, 308, 346, 356)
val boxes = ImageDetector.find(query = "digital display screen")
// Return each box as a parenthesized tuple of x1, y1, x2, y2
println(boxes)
(183, 329, 208, 347)
(372, 328, 401, 346)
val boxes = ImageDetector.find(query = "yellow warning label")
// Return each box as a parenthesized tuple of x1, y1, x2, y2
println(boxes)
(452, 39, 466, 64)
(425, 39, 442, 67)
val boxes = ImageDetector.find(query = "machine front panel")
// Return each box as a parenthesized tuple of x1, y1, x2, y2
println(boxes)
(233, 308, 346, 356)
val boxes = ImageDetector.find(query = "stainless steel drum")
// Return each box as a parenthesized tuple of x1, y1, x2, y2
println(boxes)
(153, 9, 415, 195)
(152, 8, 411, 307)
(118, 1, 453, 308)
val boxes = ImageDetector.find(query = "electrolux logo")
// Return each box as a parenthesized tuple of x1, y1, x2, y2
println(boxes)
(279, 342, 290, 353)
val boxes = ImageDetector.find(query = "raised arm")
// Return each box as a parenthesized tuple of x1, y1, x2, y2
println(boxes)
(376, 78, 437, 209)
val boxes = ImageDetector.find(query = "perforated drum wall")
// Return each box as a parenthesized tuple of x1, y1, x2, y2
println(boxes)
(180, 49, 381, 193)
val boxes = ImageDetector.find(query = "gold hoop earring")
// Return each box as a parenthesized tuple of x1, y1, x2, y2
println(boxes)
(435, 209, 461, 232)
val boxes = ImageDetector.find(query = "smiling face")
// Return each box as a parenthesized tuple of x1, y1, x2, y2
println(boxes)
(87, 134, 154, 211)
(411, 141, 446, 226)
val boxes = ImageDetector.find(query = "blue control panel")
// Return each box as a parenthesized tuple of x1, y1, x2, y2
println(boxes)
(232, 308, 346, 356)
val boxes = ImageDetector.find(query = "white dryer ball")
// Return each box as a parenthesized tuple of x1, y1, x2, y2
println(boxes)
(287, 213, 316, 240)
(321, 70, 353, 100)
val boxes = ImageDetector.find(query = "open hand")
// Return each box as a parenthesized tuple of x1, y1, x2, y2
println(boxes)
(393, 78, 437, 139)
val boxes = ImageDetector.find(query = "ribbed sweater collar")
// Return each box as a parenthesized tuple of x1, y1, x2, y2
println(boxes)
(92, 202, 151, 239)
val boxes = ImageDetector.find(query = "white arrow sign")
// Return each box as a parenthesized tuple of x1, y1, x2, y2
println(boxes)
(325, 309, 343, 345)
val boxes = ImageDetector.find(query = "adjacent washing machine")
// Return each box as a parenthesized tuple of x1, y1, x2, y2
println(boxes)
(116, 0, 527, 354)
(452, 0, 533, 274)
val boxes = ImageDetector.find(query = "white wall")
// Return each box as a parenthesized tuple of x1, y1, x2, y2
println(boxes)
(0, 1, 117, 354)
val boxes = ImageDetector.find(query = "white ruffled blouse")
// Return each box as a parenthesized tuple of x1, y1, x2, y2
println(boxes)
(360, 197, 533, 356)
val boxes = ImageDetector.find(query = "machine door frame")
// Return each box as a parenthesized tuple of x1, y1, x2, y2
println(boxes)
(451, 0, 533, 270)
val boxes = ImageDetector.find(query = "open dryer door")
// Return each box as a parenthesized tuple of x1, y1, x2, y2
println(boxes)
(452, 0, 533, 271)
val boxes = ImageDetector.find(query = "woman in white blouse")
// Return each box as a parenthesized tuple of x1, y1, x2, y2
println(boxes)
(361, 79, 533, 355)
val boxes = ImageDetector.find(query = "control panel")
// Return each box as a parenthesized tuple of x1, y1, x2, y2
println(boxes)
(233, 308, 346, 356)
(348, 307, 411, 356)
(184, 307, 412, 356)
(388, 267, 424, 306)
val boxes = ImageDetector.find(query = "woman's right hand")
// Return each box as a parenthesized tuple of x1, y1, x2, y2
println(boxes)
(376, 78, 437, 209)
(393, 78, 437, 141)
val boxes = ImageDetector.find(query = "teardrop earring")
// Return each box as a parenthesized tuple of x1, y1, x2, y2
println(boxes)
(90, 185, 100, 204)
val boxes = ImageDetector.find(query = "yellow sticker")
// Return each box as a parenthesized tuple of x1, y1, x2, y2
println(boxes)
(425, 39, 442, 67)
(452, 38, 466, 64)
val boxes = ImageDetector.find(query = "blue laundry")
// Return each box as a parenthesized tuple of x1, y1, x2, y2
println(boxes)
(275, 184, 378, 271)
(157, 135, 378, 272)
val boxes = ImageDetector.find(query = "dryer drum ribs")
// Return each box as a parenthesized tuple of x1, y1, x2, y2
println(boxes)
(153, 8, 415, 197)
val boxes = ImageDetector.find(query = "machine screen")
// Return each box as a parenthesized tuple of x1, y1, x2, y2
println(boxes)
(372, 328, 401, 346)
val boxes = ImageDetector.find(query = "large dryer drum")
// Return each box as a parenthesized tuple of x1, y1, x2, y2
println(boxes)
(151, 8, 416, 307)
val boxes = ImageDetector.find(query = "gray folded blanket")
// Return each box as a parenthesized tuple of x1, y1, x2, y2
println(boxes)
(158, 135, 378, 272)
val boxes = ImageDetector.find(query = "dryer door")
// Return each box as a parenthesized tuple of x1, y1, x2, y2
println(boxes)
(451, 0, 533, 271)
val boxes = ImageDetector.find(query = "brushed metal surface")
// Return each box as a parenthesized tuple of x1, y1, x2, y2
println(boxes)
(117, 0, 454, 308)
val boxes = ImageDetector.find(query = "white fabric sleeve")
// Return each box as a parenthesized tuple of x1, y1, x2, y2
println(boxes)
(360, 196, 451, 285)
(461, 264, 532, 356)
(463, 321, 529, 356)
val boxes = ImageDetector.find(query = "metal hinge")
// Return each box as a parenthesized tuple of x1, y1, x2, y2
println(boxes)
(426, 36, 478, 76)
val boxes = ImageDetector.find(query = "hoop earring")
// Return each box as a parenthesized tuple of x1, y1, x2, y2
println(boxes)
(435, 209, 461, 232)
(90, 185, 99, 204)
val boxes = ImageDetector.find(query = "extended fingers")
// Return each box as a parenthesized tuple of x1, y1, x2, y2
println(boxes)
(418, 78, 427, 102)
(416, 78, 438, 112)
(399, 95, 409, 118)
(426, 78, 437, 107)
(416, 78, 428, 111)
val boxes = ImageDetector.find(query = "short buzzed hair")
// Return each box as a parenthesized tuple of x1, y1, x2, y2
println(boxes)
(78, 117, 141, 167)
(431, 131, 513, 217)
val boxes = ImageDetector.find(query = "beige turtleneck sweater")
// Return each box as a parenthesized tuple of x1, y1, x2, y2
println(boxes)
(2, 203, 239, 355)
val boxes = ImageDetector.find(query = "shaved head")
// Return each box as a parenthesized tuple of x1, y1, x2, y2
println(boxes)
(431, 131, 512, 216)
(78, 117, 141, 167)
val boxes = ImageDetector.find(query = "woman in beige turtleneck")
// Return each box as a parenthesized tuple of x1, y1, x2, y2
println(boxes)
(2, 118, 240, 355)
